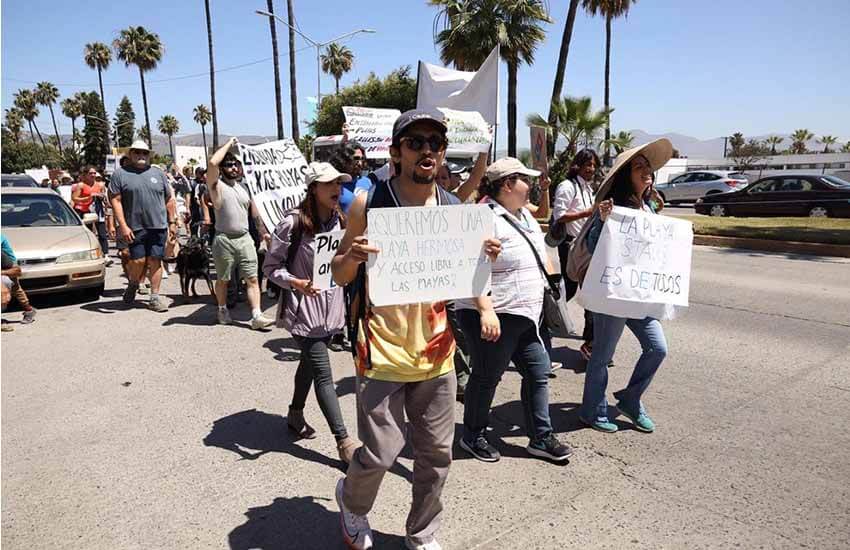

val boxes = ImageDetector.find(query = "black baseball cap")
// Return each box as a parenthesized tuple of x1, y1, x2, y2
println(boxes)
(447, 161, 465, 174)
(392, 109, 448, 143)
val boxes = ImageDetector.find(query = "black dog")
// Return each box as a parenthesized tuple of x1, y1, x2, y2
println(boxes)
(174, 236, 215, 299)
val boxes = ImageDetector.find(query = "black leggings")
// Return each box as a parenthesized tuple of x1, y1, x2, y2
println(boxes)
(290, 335, 348, 440)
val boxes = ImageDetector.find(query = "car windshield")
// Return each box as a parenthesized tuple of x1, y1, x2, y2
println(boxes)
(728, 172, 748, 180)
(1, 193, 81, 227)
(1, 176, 37, 187)
(821, 175, 850, 188)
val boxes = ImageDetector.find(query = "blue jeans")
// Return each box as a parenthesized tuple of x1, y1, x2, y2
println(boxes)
(459, 310, 553, 443)
(580, 312, 668, 423)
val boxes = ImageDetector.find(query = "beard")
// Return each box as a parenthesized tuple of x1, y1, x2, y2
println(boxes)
(412, 171, 435, 185)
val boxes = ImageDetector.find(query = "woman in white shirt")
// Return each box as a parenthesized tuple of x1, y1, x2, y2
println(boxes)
(457, 158, 573, 465)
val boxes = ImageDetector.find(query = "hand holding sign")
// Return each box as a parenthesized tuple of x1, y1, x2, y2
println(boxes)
(349, 235, 380, 264)
(292, 279, 320, 297)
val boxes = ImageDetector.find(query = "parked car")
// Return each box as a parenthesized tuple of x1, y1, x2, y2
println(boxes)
(1, 174, 39, 188)
(656, 171, 748, 204)
(1, 187, 105, 297)
(694, 174, 850, 218)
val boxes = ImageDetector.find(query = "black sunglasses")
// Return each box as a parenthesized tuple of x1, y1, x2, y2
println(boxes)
(400, 135, 448, 152)
(221, 162, 240, 168)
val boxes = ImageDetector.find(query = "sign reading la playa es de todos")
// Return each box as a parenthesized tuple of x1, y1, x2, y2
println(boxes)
(342, 106, 400, 159)
(312, 229, 346, 290)
(237, 139, 308, 233)
(578, 206, 693, 319)
(367, 204, 494, 307)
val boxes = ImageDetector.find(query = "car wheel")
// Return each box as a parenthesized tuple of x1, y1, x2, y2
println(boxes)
(808, 206, 829, 218)
(709, 205, 727, 217)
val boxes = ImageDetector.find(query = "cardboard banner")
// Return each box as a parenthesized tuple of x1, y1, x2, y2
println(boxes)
(367, 204, 494, 307)
(237, 139, 308, 233)
(342, 106, 400, 159)
(417, 46, 500, 126)
(530, 125, 548, 177)
(577, 206, 693, 319)
(439, 108, 491, 154)
(312, 229, 345, 290)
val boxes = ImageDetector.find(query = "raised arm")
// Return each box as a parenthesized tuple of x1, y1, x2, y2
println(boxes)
(454, 152, 487, 203)
(331, 192, 378, 286)
(206, 136, 238, 204)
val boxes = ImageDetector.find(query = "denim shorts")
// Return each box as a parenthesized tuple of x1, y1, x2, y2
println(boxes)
(128, 228, 167, 260)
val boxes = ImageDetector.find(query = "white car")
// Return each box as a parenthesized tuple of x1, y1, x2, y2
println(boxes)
(656, 170, 749, 204)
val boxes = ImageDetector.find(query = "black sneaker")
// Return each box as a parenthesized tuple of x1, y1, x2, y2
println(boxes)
(527, 434, 573, 462)
(459, 435, 500, 462)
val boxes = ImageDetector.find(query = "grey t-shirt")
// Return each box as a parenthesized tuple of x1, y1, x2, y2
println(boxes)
(109, 166, 172, 231)
(213, 179, 251, 236)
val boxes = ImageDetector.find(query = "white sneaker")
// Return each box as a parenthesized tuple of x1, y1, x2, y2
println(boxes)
(336, 478, 373, 550)
(250, 313, 274, 330)
(405, 536, 442, 550)
(162, 270, 169, 279)
(217, 308, 232, 325)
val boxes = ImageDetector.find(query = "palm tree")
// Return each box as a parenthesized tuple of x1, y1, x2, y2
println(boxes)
(818, 135, 837, 154)
(581, 0, 636, 165)
(602, 130, 634, 155)
(202, 0, 219, 149)
(286, 0, 300, 141)
(790, 129, 814, 154)
(546, 0, 581, 157)
(84, 42, 112, 149)
(61, 97, 83, 147)
(262, 0, 285, 139)
(764, 135, 783, 155)
(431, 0, 552, 157)
(527, 95, 611, 157)
(729, 132, 745, 156)
(13, 89, 45, 147)
(842, 141, 850, 154)
(193, 104, 212, 163)
(113, 26, 164, 149)
(137, 126, 151, 143)
(35, 82, 63, 154)
(4, 108, 24, 144)
(157, 115, 180, 160)
(321, 43, 355, 95)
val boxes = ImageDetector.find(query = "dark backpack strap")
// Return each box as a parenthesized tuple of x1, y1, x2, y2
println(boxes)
(284, 210, 303, 270)
(499, 211, 561, 300)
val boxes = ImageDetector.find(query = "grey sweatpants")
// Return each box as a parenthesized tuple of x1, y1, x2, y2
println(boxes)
(342, 372, 456, 545)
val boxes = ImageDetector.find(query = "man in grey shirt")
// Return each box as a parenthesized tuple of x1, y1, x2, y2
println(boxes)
(109, 140, 177, 312)
(206, 137, 274, 330)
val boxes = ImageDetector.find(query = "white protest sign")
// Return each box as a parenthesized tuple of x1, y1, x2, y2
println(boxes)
(237, 139, 308, 233)
(312, 229, 345, 290)
(438, 108, 491, 154)
(367, 204, 493, 307)
(577, 206, 693, 319)
(342, 106, 400, 159)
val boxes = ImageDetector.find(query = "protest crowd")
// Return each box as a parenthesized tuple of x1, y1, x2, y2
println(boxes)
(2, 100, 684, 550)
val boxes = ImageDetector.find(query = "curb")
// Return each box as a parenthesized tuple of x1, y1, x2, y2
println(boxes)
(693, 234, 850, 258)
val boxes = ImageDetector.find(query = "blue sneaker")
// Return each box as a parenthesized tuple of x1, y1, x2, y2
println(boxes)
(579, 416, 618, 433)
(616, 404, 655, 433)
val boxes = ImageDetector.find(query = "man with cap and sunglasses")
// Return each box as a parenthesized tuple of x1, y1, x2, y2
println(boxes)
(109, 140, 177, 312)
(331, 110, 500, 550)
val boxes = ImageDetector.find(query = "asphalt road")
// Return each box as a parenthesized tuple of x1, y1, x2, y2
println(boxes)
(2, 246, 849, 549)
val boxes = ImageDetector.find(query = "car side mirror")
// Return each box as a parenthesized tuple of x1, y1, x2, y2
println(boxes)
(82, 213, 98, 224)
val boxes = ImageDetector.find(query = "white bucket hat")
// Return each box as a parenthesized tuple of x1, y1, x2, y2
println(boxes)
(484, 157, 541, 182)
(129, 139, 151, 152)
(305, 162, 352, 185)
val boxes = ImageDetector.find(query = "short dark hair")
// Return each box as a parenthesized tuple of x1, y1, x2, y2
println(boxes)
(329, 142, 365, 173)
(222, 152, 240, 165)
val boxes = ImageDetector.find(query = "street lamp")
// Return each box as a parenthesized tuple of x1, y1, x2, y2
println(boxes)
(254, 10, 375, 108)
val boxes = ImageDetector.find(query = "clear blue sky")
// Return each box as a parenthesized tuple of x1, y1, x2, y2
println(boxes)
(3, 0, 849, 149)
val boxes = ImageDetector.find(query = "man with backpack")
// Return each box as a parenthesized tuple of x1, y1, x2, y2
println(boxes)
(331, 110, 500, 550)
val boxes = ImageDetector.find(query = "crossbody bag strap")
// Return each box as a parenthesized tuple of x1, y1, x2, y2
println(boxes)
(499, 211, 561, 300)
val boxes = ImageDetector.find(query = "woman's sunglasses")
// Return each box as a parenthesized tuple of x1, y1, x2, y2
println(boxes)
(399, 135, 448, 152)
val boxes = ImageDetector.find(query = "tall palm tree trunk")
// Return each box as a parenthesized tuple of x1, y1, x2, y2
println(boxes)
(27, 120, 35, 144)
(547, 0, 580, 157)
(32, 120, 46, 148)
(139, 67, 153, 149)
(335, 77, 340, 95)
(603, 13, 612, 165)
(204, 0, 219, 149)
(70, 119, 77, 149)
(267, 0, 285, 139)
(201, 125, 208, 164)
(167, 135, 174, 160)
(507, 60, 518, 157)
(97, 67, 111, 150)
(48, 104, 63, 154)
(286, 0, 300, 141)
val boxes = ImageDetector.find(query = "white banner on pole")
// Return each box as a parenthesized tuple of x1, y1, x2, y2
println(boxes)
(342, 106, 400, 159)
(367, 204, 494, 307)
(237, 139, 308, 233)
(312, 229, 345, 290)
(577, 206, 693, 319)
(438, 108, 491, 154)
(417, 46, 500, 126)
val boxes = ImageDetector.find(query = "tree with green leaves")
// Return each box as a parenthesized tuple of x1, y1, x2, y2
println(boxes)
(730, 139, 769, 172)
(602, 130, 634, 154)
(0, 139, 63, 173)
(114, 96, 136, 148)
(61, 97, 83, 147)
(527, 96, 611, 158)
(4, 108, 24, 144)
(202, 0, 219, 149)
(137, 126, 151, 143)
(818, 135, 837, 154)
(790, 129, 813, 154)
(311, 66, 416, 137)
(582, 0, 637, 165)
(113, 26, 164, 148)
(84, 42, 112, 149)
(193, 104, 212, 163)
(764, 135, 783, 155)
(321, 42, 355, 95)
(430, 0, 552, 157)
(546, 0, 581, 157)
(35, 82, 63, 154)
(13, 89, 45, 147)
(79, 91, 110, 168)
(728, 132, 745, 156)
(157, 115, 180, 160)
(842, 141, 850, 154)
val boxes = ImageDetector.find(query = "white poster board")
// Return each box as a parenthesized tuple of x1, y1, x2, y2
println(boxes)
(438, 108, 491, 154)
(312, 229, 345, 290)
(237, 139, 308, 233)
(367, 204, 494, 307)
(417, 46, 500, 126)
(342, 106, 400, 159)
(577, 206, 693, 319)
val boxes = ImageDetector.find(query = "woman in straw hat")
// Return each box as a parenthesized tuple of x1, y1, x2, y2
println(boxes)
(578, 139, 674, 434)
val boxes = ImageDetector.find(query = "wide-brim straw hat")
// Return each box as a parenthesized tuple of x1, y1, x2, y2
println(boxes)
(594, 138, 673, 205)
